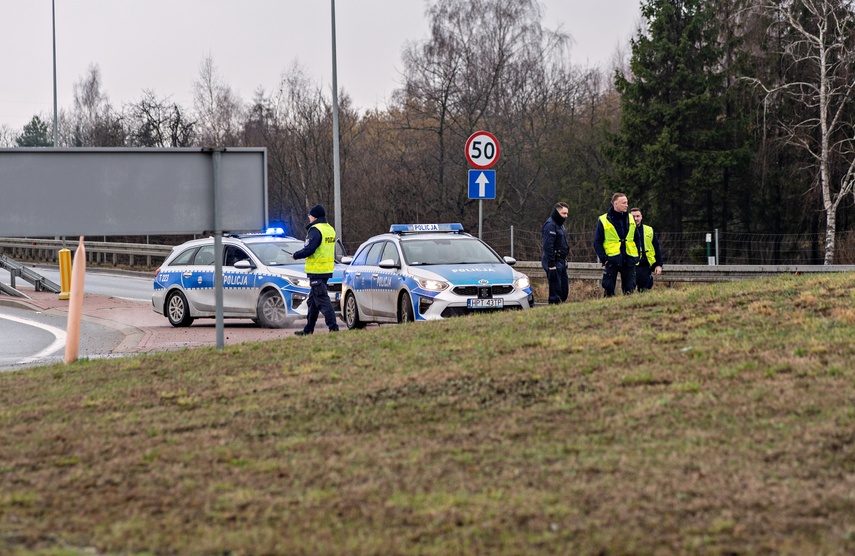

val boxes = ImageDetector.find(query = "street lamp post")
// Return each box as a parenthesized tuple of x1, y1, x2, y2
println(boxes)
(330, 0, 342, 243)
(51, 0, 58, 147)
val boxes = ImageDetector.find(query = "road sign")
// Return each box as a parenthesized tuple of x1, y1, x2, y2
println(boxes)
(468, 169, 496, 199)
(465, 131, 501, 169)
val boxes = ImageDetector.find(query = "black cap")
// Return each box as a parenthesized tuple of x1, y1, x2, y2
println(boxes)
(309, 204, 326, 218)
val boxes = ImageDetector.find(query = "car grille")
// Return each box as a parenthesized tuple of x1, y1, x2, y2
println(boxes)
(452, 285, 514, 296)
(328, 283, 342, 292)
(440, 305, 522, 318)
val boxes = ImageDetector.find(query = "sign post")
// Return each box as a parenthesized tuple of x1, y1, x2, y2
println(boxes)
(465, 131, 501, 239)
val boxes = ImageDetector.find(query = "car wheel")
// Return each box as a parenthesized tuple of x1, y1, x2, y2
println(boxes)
(256, 289, 294, 328)
(344, 292, 366, 330)
(166, 290, 194, 327)
(398, 292, 415, 324)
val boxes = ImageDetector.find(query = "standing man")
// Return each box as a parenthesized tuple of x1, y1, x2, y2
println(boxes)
(292, 204, 340, 335)
(541, 202, 570, 304)
(630, 207, 663, 292)
(593, 193, 640, 297)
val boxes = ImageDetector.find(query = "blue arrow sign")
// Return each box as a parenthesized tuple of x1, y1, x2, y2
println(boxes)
(468, 169, 496, 199)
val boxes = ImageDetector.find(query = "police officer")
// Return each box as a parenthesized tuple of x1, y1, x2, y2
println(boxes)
(292, 204, 340, 335)
(593, 193, 640, 297)
(541, 202, 570, 304)
(630, 207, 662, 292)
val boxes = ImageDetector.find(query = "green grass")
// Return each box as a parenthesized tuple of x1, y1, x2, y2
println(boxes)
(2, 273, 855, 554)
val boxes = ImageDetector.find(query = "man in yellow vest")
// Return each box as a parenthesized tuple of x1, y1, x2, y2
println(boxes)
(292, 204, 340, 335)
(630, 207, 663, 292)
(592, 192, 641, 297)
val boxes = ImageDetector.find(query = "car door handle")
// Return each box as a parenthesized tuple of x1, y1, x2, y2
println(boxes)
(354, 272, 361, 277)
(372, 273, 379, 278)
(183, 272, 193, 277)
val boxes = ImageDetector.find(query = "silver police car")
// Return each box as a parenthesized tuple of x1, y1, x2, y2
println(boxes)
(152, 230, 346, 328)
(340, 223, 534, 329)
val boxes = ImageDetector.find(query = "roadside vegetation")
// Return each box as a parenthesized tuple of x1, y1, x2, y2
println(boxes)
(2, 273, 855, 554)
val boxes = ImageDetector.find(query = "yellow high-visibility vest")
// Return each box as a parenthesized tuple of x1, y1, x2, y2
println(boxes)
(305, 222, 336, 274)
(639, 224, 656, 265)
(599, 214, 638, 258)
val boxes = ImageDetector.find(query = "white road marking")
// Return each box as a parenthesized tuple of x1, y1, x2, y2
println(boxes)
(0, 313, 67, 364)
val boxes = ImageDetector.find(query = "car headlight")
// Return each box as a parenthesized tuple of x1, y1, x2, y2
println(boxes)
(415, 277, 449, 291)
(288, 277, 310, 288)
(514, 276, 530, 289)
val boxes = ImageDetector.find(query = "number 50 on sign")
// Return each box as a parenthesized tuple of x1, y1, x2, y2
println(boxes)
(465, 131, 501, 169)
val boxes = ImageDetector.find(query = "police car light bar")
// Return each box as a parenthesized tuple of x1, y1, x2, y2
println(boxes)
(389, 223, 465, 234)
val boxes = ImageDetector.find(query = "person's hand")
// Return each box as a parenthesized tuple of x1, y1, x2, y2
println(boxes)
(548, 266, 556, 271)
(654, 266, 662, 275)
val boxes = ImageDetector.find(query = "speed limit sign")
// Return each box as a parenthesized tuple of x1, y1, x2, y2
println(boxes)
(465, 131, 501, 169)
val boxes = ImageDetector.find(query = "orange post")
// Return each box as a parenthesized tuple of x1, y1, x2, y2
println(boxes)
(58, 248, 72, 300)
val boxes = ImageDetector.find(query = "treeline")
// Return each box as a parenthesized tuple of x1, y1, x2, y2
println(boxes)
(7, 0, 855, 262)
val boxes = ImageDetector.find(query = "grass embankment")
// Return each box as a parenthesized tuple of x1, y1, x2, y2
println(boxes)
(2, 274, 855, 555)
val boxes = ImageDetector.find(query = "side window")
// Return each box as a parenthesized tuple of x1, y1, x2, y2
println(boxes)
(193, 245, 216, 266)
(381, 242, 400, 266)
(365, 241, 386, 266)
(224, 246, 250, 267)
(168, 247, 198, 266)
(351, 243, 372, 266)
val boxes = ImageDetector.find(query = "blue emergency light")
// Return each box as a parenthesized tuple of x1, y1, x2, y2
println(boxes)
(389, 223, 465, 234)
(265, 227, 286, 235)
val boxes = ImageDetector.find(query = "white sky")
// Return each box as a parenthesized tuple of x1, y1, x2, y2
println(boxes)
(0, 0, 641, 131)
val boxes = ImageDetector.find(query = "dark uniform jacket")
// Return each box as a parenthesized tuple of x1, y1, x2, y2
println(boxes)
(541, 210, 569, 271)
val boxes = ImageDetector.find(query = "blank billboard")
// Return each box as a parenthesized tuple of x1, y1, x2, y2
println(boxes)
(0, 148, 267, 237)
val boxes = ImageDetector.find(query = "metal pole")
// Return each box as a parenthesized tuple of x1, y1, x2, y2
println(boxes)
(212, 149, 225, 350)
(330, 0, 342, 243)
(510, 225, 514, 258)
(51, 0, 58, 147)
(715, 228, 720, 265)
(478, 200, 483, 239)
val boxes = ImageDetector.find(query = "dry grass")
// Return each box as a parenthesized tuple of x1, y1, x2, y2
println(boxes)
(2, 273, 855, 554)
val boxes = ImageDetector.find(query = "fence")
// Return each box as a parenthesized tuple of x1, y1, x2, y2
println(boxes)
(481, 228, 855, 265)
(5, 229, 855, 270)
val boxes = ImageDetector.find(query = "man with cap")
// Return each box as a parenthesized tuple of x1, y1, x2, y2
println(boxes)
(292, 204, 340, 335)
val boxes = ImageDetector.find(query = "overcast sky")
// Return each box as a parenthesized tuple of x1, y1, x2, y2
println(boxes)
(0, 0, 641, 131)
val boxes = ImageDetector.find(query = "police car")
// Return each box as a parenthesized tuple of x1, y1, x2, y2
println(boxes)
(152, 230, 347, 328)
(340, 223, 534, 329)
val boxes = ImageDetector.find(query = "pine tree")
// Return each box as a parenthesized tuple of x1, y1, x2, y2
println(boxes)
(606, 0, 749, 235)
(15, 115, 53, 147)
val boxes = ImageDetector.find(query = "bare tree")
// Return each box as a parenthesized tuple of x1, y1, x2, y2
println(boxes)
(125, 90, 196, 147)
(193, 55, 245, 146)
(70, 64, 124, 146)
(0, 124, 16, 147)
(751, 0, 855, 263)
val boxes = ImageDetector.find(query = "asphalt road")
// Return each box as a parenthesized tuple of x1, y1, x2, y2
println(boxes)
(0, 264, 339, 371)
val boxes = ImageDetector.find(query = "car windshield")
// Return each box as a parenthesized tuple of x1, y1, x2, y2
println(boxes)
(401, 238, 502, 265)
(246, 240, 304, 266)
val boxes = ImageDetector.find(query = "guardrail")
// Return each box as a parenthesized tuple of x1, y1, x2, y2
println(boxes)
(512, 261, 855, 283)
(0, 237, 172, 268)
(2, 238, 854, 282)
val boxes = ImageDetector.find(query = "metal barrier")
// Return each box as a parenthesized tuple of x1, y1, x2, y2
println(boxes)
(2, 238, 854, 282)
(0, 238, 172, 268)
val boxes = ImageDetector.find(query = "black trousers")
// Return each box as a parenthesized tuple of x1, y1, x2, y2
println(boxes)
(636, 263, 654, 292)
(545, 260, 569, 304)
(602, 262, 636, 297)
(303, 275, 339, 332)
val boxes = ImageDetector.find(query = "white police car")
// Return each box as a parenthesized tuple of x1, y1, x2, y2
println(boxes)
(152, 230, 346, 328)
(340, 223, 534, 329)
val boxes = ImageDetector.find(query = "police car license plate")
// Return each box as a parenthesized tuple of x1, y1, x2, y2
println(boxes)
(467, 298, 503, 309)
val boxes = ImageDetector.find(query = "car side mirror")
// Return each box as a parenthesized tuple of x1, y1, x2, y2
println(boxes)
(378, 258, 400, 269)
(341, 256, 353, 265)
(234, 260, 255, 270)
(503, 256, 517, 266)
